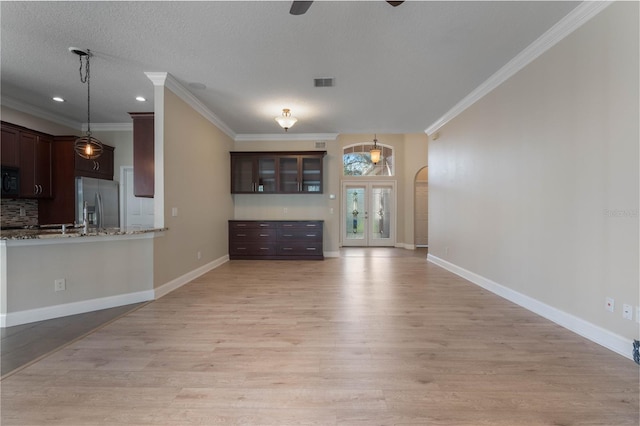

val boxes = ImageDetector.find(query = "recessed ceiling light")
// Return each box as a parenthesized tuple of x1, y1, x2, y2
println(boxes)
(135, 96, 146, 102)
(52, 97, 65, 102)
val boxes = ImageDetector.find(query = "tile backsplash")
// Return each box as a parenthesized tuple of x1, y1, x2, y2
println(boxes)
(0, 199, 38, 228)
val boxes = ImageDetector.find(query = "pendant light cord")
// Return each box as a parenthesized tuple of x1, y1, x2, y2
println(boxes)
(78, 49, 91, 136)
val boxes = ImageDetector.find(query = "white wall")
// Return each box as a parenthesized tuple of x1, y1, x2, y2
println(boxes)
(428, 2, 639, 352)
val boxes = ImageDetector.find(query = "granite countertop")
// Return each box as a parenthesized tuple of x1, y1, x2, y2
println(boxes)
(0, 226, 167, 240)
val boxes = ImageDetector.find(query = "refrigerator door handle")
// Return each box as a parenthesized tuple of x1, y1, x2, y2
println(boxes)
(95, 192, 104, 230)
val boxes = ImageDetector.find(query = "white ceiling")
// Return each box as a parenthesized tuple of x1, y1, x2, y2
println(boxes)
(1, 1, 580, 137)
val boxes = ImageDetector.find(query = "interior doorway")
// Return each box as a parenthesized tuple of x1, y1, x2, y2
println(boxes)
(342, 181, 396, 247)
(414, 167, 428, 247)
(121, 167, 154, 229)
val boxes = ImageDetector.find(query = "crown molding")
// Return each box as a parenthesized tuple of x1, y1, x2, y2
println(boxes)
(84, 123, 133, 132)
(1, 96, 83, 130)
(145, 72, 236, 140)
(425, 0, 613, 136)
(234, 133, 339, 142)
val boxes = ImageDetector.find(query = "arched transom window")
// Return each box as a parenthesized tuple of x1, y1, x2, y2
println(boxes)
(343, 143, 394, 176)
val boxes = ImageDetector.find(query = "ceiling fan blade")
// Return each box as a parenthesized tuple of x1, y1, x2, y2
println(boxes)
(290, 1, 313, 15)
(386, 1, 404, 6)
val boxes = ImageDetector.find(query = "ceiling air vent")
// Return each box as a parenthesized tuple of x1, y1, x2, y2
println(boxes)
(315, 141, 327, 149)
(314, 78, 334, 88)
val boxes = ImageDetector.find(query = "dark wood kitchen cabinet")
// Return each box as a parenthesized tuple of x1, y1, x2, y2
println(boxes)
(38, 136, 115, 224)
(19, 130, 52, 199)
(230, 151, 325, 194)
(1, 122, 52, 198)
(74, 145, 114, 180)
(1, 124, 20, 167)
(129, 112, 154, 198)
(229, 220, 324, 260)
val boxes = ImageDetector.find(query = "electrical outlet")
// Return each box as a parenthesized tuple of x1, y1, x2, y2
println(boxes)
(54, 279, 66, 292)
(605, 297, 614, 312)
(19, 207, 26, 216)
(197, 251, 202, 260)
(171, 207, 178, 217)
(622, 304, 633, 320)
(636, 306, 640, 323)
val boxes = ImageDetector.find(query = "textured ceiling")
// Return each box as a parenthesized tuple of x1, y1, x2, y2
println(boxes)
(0, 1, 580, 136)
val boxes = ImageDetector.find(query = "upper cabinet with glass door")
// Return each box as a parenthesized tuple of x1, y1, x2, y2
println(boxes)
(231, 151, 326, 194)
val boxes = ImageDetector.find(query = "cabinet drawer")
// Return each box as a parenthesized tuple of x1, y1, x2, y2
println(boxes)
(230, 221, 276, 229)
(277, 229, 322, 241)
(276, 242, 323, 256)
(278, 221, 323, 230)
(230, 228, 276, 240)
(230, 242, 277, 256)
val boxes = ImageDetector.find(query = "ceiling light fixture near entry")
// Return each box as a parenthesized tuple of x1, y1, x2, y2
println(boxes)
(69, 47, 103, 160)
(370, 134, 381, 165)
(275, 108, 297, 132)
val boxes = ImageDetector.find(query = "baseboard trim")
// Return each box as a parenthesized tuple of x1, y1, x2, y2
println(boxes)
(427, 254, 633, 361)
(0, 290, 155, 328)
(154, 255, 229, 299)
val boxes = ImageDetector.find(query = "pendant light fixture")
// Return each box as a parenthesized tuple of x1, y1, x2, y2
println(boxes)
(275, 108, 297, 132)
(70, 47, 103, 160)
(370, 134, 382, 165)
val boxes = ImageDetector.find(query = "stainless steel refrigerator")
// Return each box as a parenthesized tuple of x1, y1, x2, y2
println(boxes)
(76, 177, 120, 229)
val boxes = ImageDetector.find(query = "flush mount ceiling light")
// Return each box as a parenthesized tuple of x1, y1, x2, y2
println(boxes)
(275, 108, 297, 132)
(370, 134, 382, 165)
(69, 47, 103, 160)
(52, 96, 65, 102)
(135, 96, 146, 102)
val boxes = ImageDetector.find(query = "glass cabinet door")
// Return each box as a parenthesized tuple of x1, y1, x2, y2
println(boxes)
(301, 156, 322, 193)
(278, 157, 299, 193)
(231, 156, 255, 193)
(257, 157, 276, 192)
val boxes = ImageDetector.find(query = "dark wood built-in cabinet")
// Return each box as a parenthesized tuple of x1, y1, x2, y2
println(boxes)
(229, 220, 324, 260)
(230, 151, 326, 194)
(129, 112, 154, 198)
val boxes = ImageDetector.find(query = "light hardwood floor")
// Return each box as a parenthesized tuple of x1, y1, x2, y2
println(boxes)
(1, 248, 638, 425)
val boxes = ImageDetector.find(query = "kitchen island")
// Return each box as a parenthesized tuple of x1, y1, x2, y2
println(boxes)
(0, 227, 165, 327)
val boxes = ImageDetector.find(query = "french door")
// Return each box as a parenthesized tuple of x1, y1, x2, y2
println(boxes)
(342, 181, 396, 247)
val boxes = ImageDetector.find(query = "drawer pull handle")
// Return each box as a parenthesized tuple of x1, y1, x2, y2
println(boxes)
(259, 224, 269, 227)
(237, 247, 246, 250)
(306, 234, 316, 237)
(282, 224, 293, 227)
(306, 248, 316, 251)
(259, 234, 269, 237)
(306, 224, 317, 227)
(282, 247, 293, 250)
(236, 224, 247, 227)
(283, 234, 293, 237)
(260, 247, 270, 250)
(237, 234, 246, 237)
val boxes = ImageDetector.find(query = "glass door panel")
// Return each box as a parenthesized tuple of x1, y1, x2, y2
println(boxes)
(231, 156, 255, 193)
(279, 157, 299, 193)
(343, 185, 366, 245)
(257, 157, 276, 192)
(302, 157, 322, 193)
(370, 185, 393, 246)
